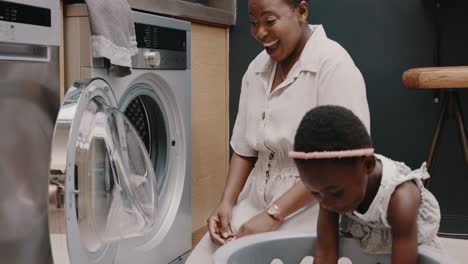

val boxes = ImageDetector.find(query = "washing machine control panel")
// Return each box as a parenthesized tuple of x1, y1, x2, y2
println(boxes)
(143, 51, 161, 67)
(133, 22, 187, 70)
(133, 48, 186, 70)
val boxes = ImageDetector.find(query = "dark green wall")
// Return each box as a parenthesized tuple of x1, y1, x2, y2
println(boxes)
(229, 0, 468, 233)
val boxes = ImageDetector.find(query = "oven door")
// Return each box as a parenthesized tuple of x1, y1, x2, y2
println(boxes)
(48, 78, 158, 264)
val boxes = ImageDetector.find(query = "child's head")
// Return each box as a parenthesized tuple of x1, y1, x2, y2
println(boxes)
(291, 105, 376, 213)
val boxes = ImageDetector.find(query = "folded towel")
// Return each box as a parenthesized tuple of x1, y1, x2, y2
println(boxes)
(84, 0, 138, 77)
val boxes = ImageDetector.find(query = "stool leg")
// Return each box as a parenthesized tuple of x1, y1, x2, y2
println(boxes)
(453, 91, 468, 172)
(437, 91, 468, 239)
(425, 91, 449, 187)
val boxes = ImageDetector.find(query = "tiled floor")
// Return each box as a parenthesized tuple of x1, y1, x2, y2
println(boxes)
(439, 237, 468, 263)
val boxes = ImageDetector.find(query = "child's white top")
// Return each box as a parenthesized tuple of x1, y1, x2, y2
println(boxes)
(340, 154, 441, 254)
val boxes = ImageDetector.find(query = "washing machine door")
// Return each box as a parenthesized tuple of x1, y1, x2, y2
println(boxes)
(48, 78, 158, 264)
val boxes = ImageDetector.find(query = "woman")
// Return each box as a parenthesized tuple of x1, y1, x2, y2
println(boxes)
(186, 0, 370, 262)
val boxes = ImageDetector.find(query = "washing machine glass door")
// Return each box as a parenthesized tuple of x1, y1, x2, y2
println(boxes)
(48, 78, 158, 264)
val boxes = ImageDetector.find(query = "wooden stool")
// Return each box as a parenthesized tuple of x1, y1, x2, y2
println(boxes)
(403, 66, 468, 238)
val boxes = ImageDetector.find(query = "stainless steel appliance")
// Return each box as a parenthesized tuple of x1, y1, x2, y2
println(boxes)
(0, 0, 61, 263)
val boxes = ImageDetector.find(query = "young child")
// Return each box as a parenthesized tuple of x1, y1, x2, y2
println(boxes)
(289, 105, 441, 264)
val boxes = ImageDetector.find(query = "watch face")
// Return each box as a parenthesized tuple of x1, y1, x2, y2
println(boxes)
(267, 205, 280, 215)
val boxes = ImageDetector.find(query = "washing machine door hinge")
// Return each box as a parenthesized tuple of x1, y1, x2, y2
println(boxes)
(49, 170, 67, 209)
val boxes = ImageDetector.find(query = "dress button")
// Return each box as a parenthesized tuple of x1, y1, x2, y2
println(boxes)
(266, 170, 270, 177)
(269, 152, 274, 160)
(262, 112, 266, 120)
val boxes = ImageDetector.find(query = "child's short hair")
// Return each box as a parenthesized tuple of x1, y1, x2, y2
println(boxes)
(293, 105, 372, 163)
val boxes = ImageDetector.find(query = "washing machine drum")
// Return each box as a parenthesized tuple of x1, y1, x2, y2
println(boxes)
(48, 78, 159, 264)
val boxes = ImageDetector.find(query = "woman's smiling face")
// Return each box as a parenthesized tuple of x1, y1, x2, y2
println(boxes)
(248, 0, 308, 62)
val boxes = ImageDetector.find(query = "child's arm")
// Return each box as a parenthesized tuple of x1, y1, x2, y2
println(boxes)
(387, 181, 421, 264)
(313, 205, 339, 264)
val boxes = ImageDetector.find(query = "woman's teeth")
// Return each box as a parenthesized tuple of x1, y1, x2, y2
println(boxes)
(263, 40, 278, 47)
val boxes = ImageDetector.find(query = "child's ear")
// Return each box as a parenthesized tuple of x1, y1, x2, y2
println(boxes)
(363, 154, 376, 174)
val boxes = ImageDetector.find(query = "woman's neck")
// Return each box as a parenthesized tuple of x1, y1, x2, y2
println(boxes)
(279, 25, 313, 73)
(356, 159, 383, 214)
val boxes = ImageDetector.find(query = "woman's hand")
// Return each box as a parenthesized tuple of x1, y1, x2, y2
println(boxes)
(234, 181, 316, 240)
(207, 201, 235, 245)
(207, 153, 256, 245)
(234, 210, 281, 239)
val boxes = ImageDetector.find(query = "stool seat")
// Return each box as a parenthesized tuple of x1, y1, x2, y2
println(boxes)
(403, 66, 468, 89)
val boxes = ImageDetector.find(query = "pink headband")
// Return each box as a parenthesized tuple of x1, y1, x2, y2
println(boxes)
(288, 148, 374, 159)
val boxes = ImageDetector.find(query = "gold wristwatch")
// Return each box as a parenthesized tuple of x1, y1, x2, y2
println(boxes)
(266, 204, 284, 222)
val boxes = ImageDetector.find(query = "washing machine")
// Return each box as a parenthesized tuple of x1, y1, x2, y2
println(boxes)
(47, 4, 191, 264)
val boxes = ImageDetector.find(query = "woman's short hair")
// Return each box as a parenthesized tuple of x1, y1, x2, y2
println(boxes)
(288, 0, 308, 7)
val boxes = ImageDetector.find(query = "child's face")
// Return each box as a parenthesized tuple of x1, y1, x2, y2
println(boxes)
(298, 158, 372, 214)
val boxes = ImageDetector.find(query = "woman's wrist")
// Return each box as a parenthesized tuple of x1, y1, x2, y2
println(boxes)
(220, 197, 236, 208)
(265, 204, 285, 222)
(268, 182, 316, 221)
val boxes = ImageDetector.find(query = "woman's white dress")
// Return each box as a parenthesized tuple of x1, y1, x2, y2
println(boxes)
(186, 25, 371, 263)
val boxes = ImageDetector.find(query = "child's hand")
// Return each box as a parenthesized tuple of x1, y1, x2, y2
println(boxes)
(234, 210, 281, 239)
(314, 206, 339, 264)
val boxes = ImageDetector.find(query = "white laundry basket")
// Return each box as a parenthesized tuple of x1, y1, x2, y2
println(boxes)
(213, 231, 452, 264)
